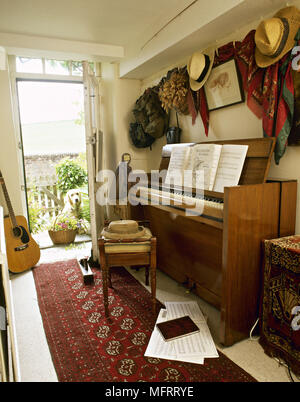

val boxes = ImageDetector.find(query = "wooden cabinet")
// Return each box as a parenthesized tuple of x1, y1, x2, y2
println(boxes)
(260, 236, 300, 377)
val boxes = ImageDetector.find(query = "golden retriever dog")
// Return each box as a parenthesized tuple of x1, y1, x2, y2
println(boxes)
(60, 189, 90, 235)
(62, 189, 82, 218)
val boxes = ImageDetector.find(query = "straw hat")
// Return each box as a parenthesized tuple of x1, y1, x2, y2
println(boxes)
(187, 48, 215, 91)
(101, 220, 148, 240)
(255, 6, 300, 68)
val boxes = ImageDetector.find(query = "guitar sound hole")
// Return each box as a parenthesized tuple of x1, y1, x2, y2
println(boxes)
(13, 226, 22, 237)
(12, 225, 30, 244)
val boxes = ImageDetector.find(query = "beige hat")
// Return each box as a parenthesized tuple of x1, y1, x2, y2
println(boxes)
(187, 48, 215, 91)
(255, 6, 300, 68)
(101, 220, 148, 240)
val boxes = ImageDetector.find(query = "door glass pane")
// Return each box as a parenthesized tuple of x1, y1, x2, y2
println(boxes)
(45, 59, 70, 75)
(16, 57, 43, 73)
(17, 81, 88, 239)
(71, 61, 83, 76)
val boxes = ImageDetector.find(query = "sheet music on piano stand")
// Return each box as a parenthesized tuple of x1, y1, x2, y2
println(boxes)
(164, 143, 248, 192)
(144, 301, 218, 364)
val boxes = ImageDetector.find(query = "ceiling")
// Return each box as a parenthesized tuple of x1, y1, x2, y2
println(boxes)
(0, 0, 193, 48)
(0, 0, 297, 79)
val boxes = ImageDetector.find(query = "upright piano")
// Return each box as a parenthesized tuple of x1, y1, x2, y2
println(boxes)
(131, 137, 297, 346)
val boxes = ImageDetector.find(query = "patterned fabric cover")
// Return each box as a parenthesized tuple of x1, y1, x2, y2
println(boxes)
(260, 235, 300, 376)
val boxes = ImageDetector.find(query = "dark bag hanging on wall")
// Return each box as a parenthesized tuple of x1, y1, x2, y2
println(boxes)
(129, 87, 168, 149)
(166, 111, 182, 144)
(132, 87, 168, 139)
(129, 122, 155, 149)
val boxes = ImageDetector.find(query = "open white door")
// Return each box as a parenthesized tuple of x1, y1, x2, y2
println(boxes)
(83, 62, 104, 262)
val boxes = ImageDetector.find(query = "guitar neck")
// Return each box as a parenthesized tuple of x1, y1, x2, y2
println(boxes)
(0, 174, 18, 228)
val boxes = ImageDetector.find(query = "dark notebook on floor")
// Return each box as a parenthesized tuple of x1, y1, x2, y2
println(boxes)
(156, 315, 200, 341)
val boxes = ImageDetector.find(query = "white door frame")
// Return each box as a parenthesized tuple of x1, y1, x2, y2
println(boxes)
(83, 61, 104, 262)
(9, 56, 103, 260)
(8, 55, 84, 220)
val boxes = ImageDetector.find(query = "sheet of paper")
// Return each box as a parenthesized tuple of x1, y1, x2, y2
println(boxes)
(212, 144, 248, 192)
(162, 143, 195, 157)
(165, 146, 190, 186)
(145, 302, 219, 363)
(164, 301, 218, 358)
(144, 309, 204, 364)
(171, 323, 219, 358)
(144, 326, 177, 360)
(164, 301, 206, 322)
(190, 144, 222, 190)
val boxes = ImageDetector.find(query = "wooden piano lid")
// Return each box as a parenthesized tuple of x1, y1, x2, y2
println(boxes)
(159, 137, 276, 186)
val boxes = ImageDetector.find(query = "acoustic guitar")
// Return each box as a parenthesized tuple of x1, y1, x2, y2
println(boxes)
(0, 170, 40, 273)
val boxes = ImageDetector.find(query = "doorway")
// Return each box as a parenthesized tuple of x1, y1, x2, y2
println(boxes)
(16, 80, 91, 248)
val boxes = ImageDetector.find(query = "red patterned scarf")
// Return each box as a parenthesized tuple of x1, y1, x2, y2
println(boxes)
(187, 87, 209, 136)
(235, 30, 295, 164)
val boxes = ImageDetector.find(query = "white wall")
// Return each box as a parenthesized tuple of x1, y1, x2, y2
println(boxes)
(99, 62, 142, 219)
(100, 63, 142, 172)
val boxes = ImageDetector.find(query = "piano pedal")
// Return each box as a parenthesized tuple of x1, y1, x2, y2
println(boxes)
(181, 278, 196, 293)
(186, 282, 196, 294)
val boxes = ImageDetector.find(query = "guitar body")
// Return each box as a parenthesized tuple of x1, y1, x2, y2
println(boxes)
(4, 215, 40, 273)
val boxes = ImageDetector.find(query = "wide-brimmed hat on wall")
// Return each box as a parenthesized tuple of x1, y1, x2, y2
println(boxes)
(187, 48, 215, 91)
(101, 220, 150, 240)
(255, 6, 300, 68)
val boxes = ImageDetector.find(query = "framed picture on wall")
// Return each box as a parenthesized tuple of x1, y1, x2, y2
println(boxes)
(204, 58, 244, 111)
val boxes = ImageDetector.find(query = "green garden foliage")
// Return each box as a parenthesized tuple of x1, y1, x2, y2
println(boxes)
(55, 157, 88, 193)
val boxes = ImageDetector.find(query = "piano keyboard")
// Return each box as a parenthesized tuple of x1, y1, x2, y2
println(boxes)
(136, 186, 224, 222)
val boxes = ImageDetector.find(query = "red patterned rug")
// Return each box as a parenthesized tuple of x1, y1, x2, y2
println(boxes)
(33, 259, 256, 382)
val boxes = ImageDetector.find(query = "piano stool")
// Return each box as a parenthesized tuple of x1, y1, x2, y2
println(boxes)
(98, 231, 157, 318)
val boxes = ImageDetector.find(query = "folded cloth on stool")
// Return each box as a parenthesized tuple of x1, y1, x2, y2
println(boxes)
(103, 228, 153, 253)
(101, 220, 151, 242)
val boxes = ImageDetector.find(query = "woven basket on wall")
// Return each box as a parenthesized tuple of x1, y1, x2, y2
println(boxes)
(48, 229, 77, 244)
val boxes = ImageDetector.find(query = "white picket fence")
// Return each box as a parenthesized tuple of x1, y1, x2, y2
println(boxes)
(27, 179, 64, 221)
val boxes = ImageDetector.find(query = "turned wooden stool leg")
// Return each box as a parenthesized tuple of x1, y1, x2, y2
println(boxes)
(145, 266, 149, 286)
(99, 239, 110, 318)
(102, 264, 110, 318)
(150, 237, 157, 315)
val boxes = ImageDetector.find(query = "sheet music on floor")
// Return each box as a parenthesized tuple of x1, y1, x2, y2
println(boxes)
(164, 301, 206, 322)
(164, 302, 218, 358)
(144, 309, 204, 364)
(144, 301, 218, 364)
